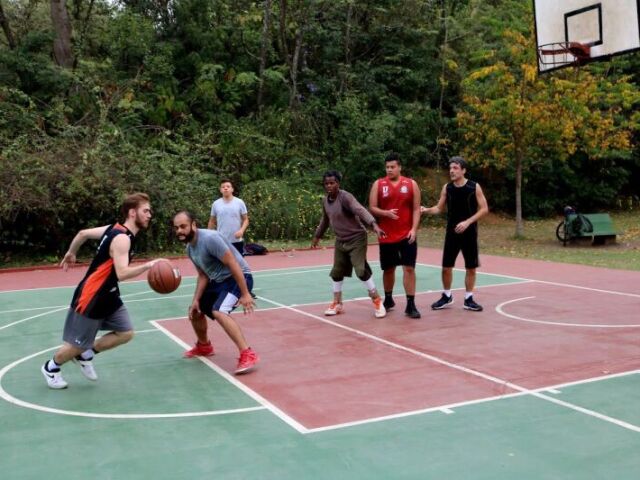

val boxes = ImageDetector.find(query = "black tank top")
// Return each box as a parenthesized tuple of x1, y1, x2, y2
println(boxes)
(70, 224, 135, 318)
(446, 180, 478, 231)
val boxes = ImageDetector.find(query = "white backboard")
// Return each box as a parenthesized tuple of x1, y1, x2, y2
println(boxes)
(534, 0, 640, 72)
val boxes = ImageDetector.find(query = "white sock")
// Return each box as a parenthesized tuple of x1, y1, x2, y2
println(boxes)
(332, 280, 344, 294)
(47, 359, 61, 371)
(465, 292, 473, 300)
(444, 290, 452, 297)
(80, 349, 94, 361)
(362, 277, 376, 291)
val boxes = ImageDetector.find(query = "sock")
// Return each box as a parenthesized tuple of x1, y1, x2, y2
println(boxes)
(385, 291, 393, 300)
(46, 359, 61, 372)
(444, 290, 452, 297)
(406, 295, 415, 307)
(332, 280, 344, 294)
(465, 292, 473, 300)
(79, 349, 94, 361)
(362, 277, 376, 291)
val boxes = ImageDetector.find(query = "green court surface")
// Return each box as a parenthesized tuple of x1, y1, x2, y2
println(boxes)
(1, 263, 639, 479)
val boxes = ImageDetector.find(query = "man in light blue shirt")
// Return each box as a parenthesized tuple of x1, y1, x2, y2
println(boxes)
(208, 179, 249, 255)
(173, 210, 258, 374)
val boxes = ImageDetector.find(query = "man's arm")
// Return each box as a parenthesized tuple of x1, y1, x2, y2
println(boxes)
(311, 204, 329, 248)
(454, 183, 489, 234)
(221, 249, 254, 313)
(421, 185, 447, 216)
(59, 225, 110, 269)
(344, 192, 386, 239)
(208, 216, 216, 230)
(235, 213, 249, 239)
(407, 179, 421, 243)
(110, 235, 159, 281)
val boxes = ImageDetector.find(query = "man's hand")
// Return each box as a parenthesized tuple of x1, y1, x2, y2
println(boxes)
(59, 252, 77, 271)
(406, 229, 417, 244)
(311, 237, 320, 248)
(188, 300, 201, 320)
(455, 220, 470, 234)
(237, 293, 255, 314)
(386, 209, 399, 220)
(373, 224, 387, 239)
(234, 230, 243, 239)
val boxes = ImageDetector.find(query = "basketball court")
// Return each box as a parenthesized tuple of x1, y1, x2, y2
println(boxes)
(1, 246, 639, 479)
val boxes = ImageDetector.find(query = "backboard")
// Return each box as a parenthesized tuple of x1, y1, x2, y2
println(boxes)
(533, 0, 640, 73)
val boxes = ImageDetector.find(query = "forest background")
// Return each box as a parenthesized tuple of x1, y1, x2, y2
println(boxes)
(1, 0, 639, 260)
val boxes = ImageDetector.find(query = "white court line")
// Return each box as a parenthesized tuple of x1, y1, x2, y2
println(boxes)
(416, 262, 640, 299)
(496, 297, 640, 328)
(0, 329, 267, 419)
(261, 370, 640, 434)
(150, 320, 310, 434)
(256, 295, 640, 434)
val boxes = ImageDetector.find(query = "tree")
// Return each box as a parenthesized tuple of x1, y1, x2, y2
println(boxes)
(458, 30, 640, 236)
(49, 0, 74, 68)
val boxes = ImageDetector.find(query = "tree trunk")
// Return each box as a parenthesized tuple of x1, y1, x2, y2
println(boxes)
(50, 0, 74, 69)
(257, 0, 272, 112)
(0, 0, 16, 49)
(338, 2, 353, 96)
(288, 25, 303, 108)
(514, 148, 524, 237)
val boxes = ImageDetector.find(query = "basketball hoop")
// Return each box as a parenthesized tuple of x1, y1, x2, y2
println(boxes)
(537, 41, 591, 69)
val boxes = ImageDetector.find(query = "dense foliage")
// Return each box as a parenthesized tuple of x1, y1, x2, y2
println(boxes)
(0, 0, 638, 257)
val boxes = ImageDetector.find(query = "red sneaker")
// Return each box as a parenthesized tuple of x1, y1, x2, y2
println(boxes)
(235, 348, 259, 374)
(183, 341, 214, 358)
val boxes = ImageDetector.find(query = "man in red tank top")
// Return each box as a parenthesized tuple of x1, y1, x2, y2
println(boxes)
(369, 153, 422, 318)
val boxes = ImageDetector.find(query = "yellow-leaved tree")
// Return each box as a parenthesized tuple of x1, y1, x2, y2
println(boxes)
(457, 30, 640, 236)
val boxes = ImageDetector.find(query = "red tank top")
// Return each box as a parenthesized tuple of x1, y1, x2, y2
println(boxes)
(377, 176, 414, 243)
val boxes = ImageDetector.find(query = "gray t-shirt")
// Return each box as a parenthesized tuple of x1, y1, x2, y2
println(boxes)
(210, 197, 248, 244)
(187, 229, 251, 283)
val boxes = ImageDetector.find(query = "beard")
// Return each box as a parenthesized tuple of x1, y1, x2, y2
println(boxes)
(135, 215, 149, 230)
(177, 229, 195, 243)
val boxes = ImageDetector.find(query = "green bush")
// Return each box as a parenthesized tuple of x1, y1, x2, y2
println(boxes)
(242, 177, 325, 241)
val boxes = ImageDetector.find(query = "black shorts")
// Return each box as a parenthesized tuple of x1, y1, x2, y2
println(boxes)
(442, 229, 479, 269)
(379, 239, 418, 271)
(199, 274, 253, 317)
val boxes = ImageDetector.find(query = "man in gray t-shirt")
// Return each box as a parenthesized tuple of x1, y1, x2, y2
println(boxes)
(173, 210, 258, 375)
(208, 179, 249, 255)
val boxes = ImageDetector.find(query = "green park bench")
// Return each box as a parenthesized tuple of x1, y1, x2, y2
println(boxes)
(557, 213, 620, 246)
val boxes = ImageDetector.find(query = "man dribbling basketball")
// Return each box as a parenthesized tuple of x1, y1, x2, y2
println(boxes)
(173, 210, 258, 374)
(41, 193, 162, 389)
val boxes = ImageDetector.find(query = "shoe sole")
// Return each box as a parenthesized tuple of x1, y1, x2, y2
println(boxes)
(183, 351, 215, 358)
(41, 365, 68, 389)
(405, 313, 422, 318)
(235, 364, 257, 375)
(324, 310, 343, 316)
(464, 306, 483, 311)
(431, 300, 454, 310)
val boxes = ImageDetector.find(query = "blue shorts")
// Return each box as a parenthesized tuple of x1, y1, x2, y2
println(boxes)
(199, 274, 253, 317)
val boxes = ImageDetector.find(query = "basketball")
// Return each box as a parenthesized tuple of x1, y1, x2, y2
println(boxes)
(148, 260, 181, 294)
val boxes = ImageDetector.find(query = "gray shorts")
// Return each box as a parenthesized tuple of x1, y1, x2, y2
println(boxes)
(62, 305, 133, 350)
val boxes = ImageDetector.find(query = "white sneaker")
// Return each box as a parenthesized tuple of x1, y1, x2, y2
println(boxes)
(324, 302, 344, 316)
(41, 363, 68, 389)
(372, 297, 386, 318)
(73, 357, 98, 381)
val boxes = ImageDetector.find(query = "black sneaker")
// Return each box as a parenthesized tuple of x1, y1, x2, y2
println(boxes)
(463, 296, 483, 312)
(431, 293, 453, 310)
(383, 297, 395, 311)
(405, 305, 421, 319)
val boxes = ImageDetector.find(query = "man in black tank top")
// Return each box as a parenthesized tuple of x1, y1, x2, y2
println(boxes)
(421, 157, 489, 311)
(41, 193, 162, 389)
